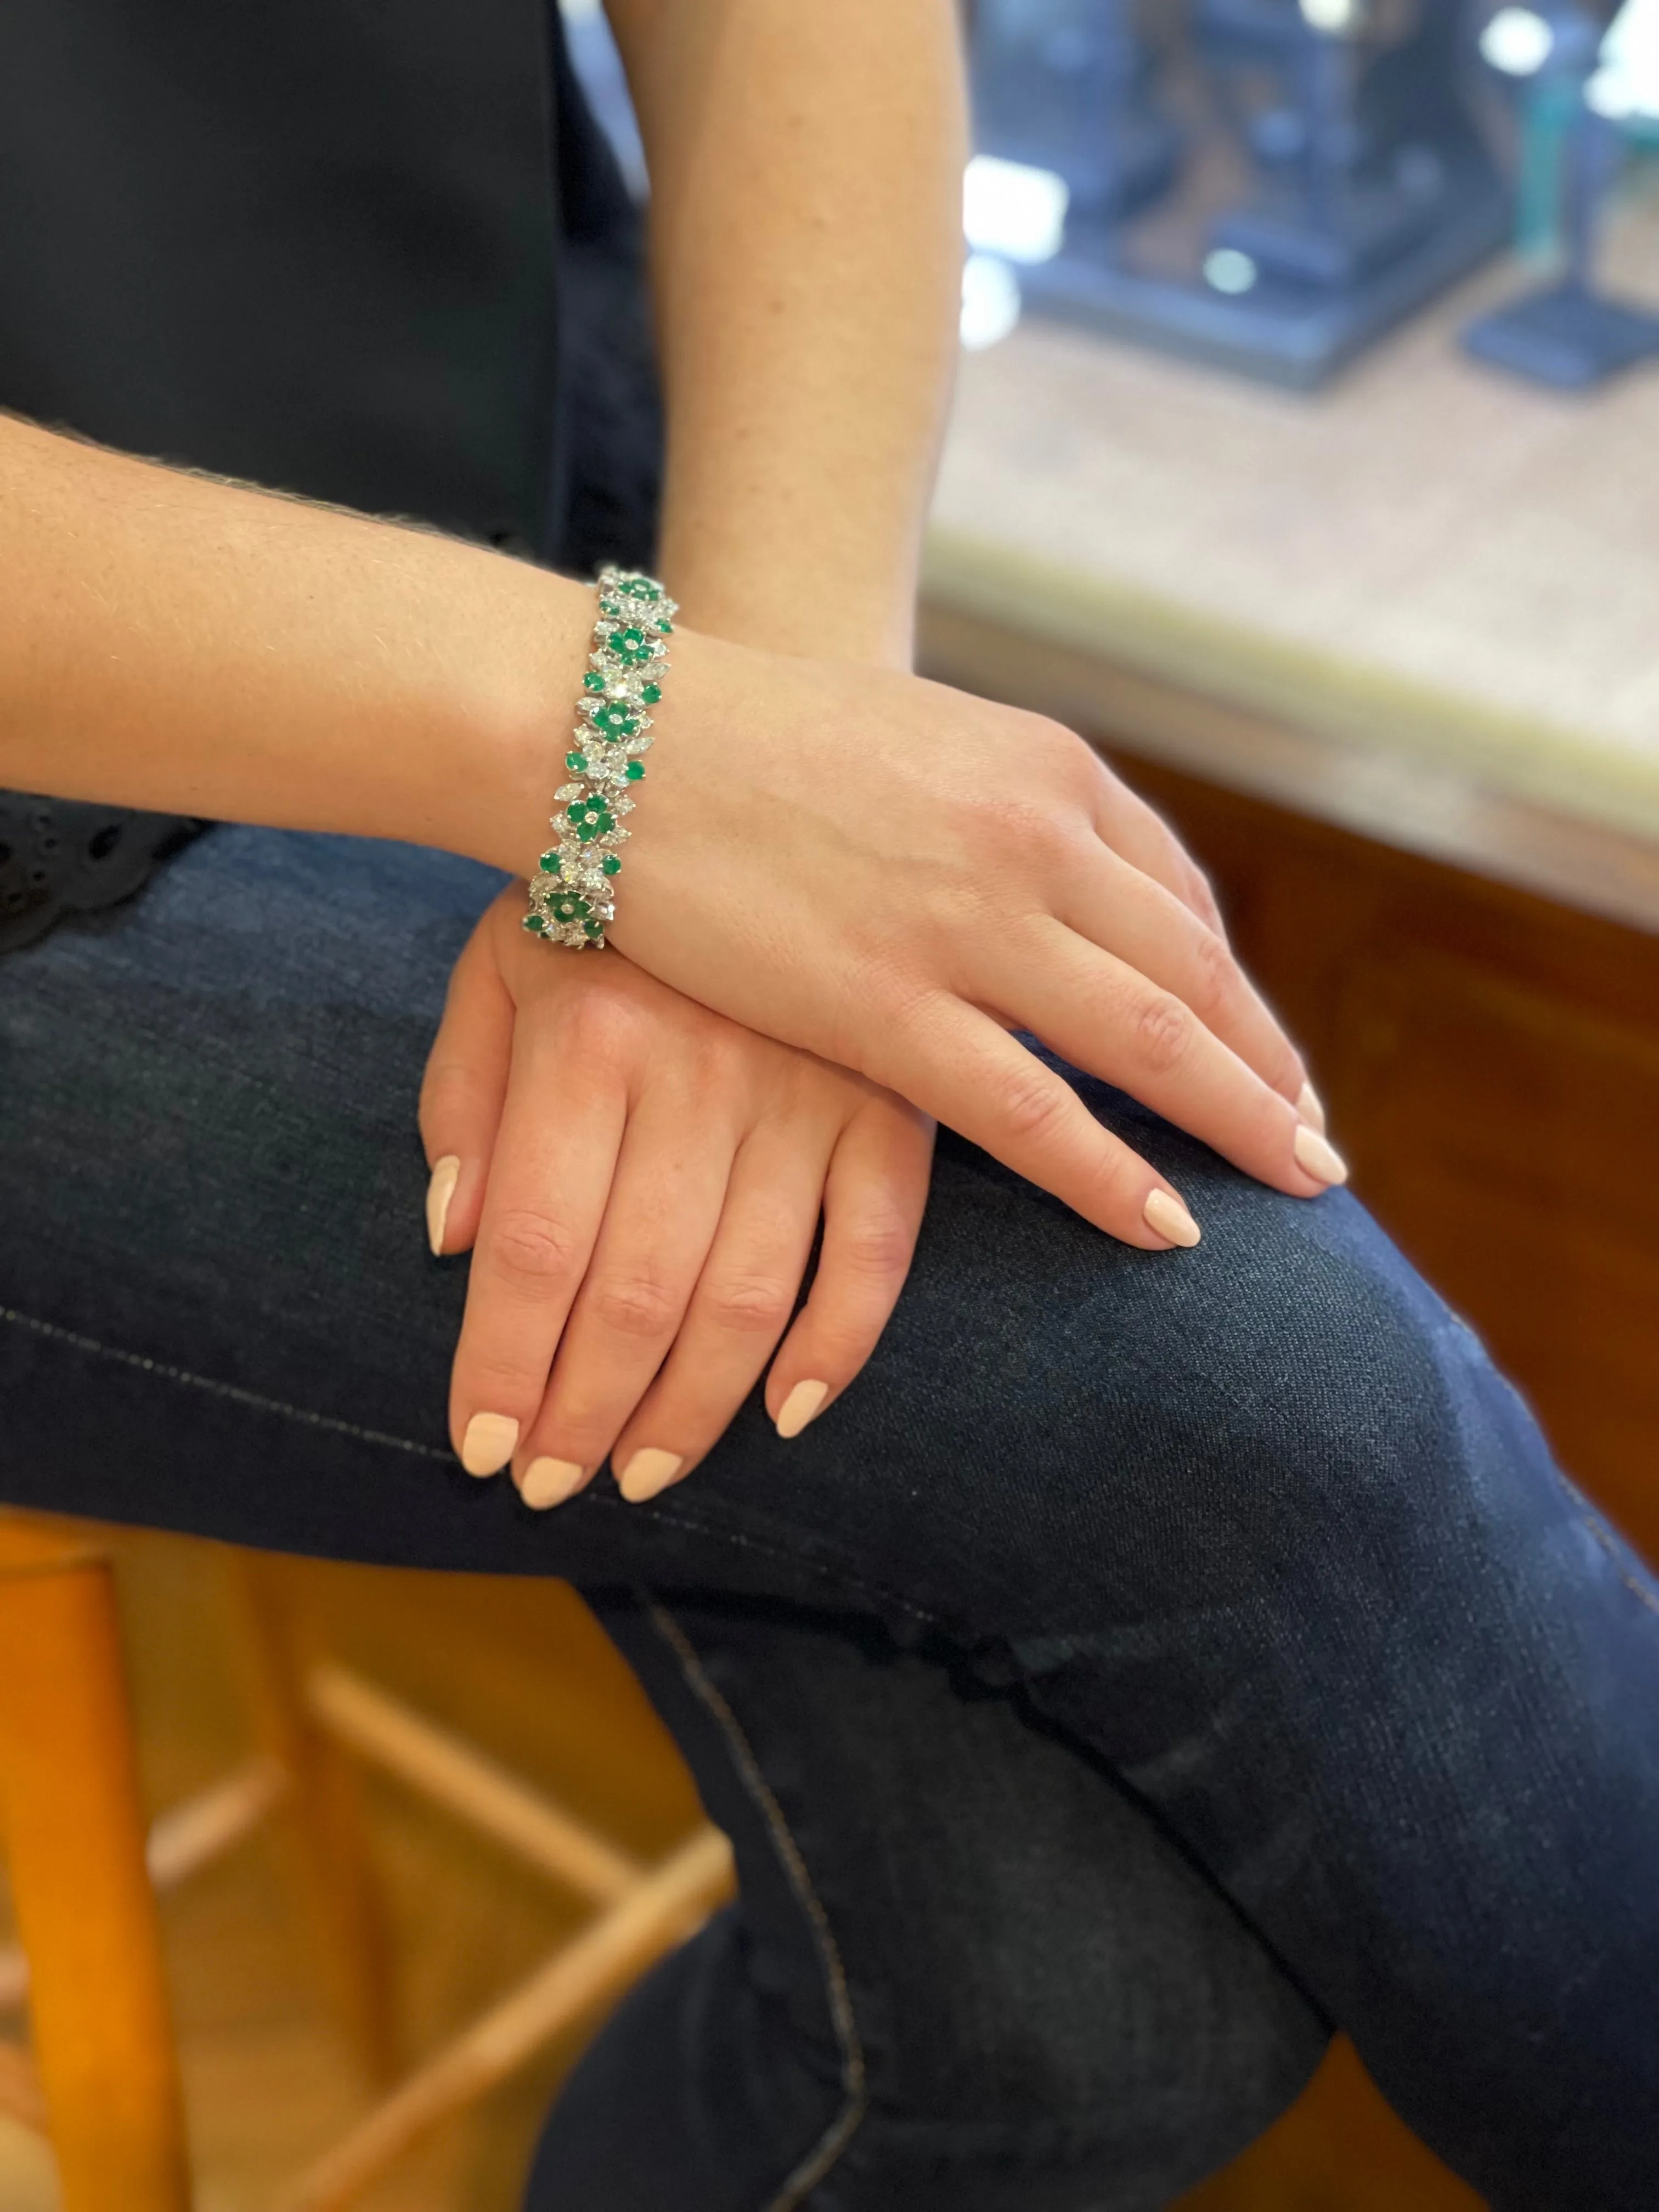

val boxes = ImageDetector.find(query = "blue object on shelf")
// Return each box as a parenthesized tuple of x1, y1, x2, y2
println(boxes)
(970, 0, 1510, 386)
(972, 0, 1184, 219)
(1463, 273, 1659, 379)
(1463, 3, 1659, 387)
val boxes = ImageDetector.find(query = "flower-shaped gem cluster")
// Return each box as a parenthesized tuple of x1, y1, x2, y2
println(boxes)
(524, 566, 676, 949)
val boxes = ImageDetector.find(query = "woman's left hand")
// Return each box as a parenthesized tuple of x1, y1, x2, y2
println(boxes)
(419, 887, 935, 1506)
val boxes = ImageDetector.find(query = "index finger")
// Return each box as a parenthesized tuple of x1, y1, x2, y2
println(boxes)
(448, 1009, 628, 1475)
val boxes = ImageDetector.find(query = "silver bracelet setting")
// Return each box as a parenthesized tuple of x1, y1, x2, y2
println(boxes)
(523, 565, 677, 950)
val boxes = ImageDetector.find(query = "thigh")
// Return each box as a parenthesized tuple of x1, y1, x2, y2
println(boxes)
(531, 1592, 1327, 2212)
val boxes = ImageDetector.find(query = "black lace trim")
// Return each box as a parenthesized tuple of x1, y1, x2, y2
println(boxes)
(0, 795, 208, 953)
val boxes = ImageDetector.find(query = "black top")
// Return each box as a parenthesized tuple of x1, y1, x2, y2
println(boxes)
(0, 0, 661, 947)
(0, 0, 565, 547)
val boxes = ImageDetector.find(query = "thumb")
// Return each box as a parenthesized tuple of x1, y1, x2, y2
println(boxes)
(419, 911, 516, 1256)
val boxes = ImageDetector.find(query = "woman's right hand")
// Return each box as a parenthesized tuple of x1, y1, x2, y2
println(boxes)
(603, 632, 1342, 1249)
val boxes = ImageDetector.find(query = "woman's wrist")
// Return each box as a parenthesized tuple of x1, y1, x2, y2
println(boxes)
(659, 553, 916, 673)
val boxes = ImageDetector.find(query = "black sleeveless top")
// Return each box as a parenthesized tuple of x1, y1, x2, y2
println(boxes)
(0, 0, 659, 949)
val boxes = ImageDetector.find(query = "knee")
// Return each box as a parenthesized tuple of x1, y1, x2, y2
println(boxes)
(1057, 1170, 1537, 1594)
(824, 1908, 1328, 2212)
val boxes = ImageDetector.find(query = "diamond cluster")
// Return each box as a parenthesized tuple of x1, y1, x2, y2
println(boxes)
(523, 565, 676, 950)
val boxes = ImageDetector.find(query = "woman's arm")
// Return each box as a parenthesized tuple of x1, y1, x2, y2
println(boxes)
(604, 0, 965, 667)
(0, 410, 579, 868)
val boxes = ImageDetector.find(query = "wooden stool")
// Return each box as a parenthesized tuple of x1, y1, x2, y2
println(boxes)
(0, 1515, 733, 2211)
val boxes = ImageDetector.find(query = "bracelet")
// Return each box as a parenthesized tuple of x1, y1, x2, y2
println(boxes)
(523, 564, 676, 950)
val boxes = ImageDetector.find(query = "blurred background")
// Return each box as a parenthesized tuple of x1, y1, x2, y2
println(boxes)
(7, 1, 1658, 2203)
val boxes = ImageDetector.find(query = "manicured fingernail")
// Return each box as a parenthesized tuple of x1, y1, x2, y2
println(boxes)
(1293, 1124, 1349, 1187)
(776, 1380, 830, 1440)
(460, 1412, 518, 1476)
(1296, 1081, 1327, 1135)
(1143, 1189, 1201, 1248)
(521, 1457, 586, 1510)
(426, 1155, 461, 1255)
(618, 1448, 684, 1503)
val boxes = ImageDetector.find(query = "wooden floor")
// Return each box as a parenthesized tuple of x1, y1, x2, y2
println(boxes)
(0, 1523, 1489, 2210)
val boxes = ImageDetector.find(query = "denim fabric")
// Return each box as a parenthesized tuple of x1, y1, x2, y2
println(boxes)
(535, 1593, 1327, 2212)
(1, 824, 1656, 2209)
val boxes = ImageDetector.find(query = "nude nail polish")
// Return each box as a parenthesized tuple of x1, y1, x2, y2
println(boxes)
(1143, 1189, 1201, 1248)
(618, 1448, 684, 1503)
(426, 1154, 461, 1255)
(776, 1380, 830, 1440)
(521, 1456, 585, 1510)
(1293, 1124, 1349, 1187)
(1296, 1081, 1327, 1135)
(460, 1412, 518, 1476)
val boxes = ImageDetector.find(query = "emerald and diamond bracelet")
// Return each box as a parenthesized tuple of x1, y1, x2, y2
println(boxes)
(523, 565, 676, 950)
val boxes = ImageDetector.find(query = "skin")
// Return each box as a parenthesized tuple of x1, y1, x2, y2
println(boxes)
(0, 1, 1342, 1499)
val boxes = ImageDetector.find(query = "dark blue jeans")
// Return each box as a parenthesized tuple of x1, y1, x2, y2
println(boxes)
(1, 826, 1655, 2210)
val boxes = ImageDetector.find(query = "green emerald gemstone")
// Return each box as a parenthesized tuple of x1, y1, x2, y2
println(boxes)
(620, 575, 661, 600)
(566, 751, 588, 773)
(656, 621, 673, 635)
(582, 670, 606, 693)
(522, 913, 547, 933)
(538, 849, 561, 874)
(601, 854, 621, 876)
(625, 761, 644, 782)
(640, 682, 661, 704)
(550, 892, 592, 925)
(599, 599, 622, 617)
(583, 919, 604, 941)
(591, 704, 637, 739)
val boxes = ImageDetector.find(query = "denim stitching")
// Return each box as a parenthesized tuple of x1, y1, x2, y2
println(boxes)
(1581, 1513, 1659, 1619)
(0, 1299, 948, 1633)
(645, 1594, 868, 2212)
(0, 1301, 452, 1459)
(588, 1492, 943, 1633)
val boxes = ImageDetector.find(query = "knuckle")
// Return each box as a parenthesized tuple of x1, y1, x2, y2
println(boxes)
(419, 1056, 476, 1132)
(995, 1062, 1074, 1147)
(561, 986, 644, 1071)
(835, 1206, 916, 1284)
(704, 1273, 795, 1334)
(487, 1206, 583, 1288)
(1186, 926, 1237, 1015)
(1131, 990, 1195, 1075)
(1186, 862, 1227, 937)
(459, 1347, 541, 1409)
(591, 1271, 681, 1338)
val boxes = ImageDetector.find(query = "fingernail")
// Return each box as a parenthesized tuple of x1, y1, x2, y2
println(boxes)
(1293, 1124, 1349, 1187)
(1296, 1081, 1328, 1136)
(1143, 1189, 1201, 1248)
(618, 1448, 684, 1503)
(776, 1379, 830, 1440)
(521, 1455, 586, 1510)
(426, 1155, 461, 1255)
(460, 1412, 518, 1476)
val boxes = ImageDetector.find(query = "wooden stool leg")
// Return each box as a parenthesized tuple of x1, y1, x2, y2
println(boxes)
(221, 1553, 400, 2086)
(0, 1526, 191, 2212)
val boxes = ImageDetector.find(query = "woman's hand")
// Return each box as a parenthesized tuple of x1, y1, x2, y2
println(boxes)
(420, 888, 934, 1505)
(605, 632, 1343, 1249)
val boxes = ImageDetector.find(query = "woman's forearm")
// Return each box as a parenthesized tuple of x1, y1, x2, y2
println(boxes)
(607, 0, 966, 665)
(0, 412, 588, 871)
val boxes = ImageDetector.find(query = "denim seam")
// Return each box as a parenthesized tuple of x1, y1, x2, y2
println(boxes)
(586, 1491, 943, 1633)
(0, 1299, 949, 1634)
(1581, 1511, 1659, 1618)
(644, 1593, 868, 2212)
(0, 1301, 454, 1460)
